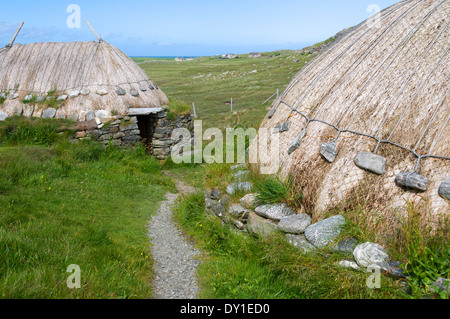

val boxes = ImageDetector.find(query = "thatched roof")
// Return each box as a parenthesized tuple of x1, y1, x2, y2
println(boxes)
(252, 0, 449, 229)
(0, 39, 168, 120)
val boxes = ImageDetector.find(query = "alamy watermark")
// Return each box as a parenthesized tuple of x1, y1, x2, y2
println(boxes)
(171, 120, 280, 174)
(366, 265, 382, 289)
(367, 4, 382, 29)
(66, 264, 81, 289)
(66, 4, 81, 29)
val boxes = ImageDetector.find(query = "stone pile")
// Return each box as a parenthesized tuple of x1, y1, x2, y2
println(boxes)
(204, 165, 419, 283)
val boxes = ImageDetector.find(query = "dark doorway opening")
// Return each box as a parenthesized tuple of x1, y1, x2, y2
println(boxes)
(136, 115, 155, 153)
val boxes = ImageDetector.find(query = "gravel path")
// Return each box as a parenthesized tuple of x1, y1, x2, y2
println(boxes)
(149, 177, 201, 299)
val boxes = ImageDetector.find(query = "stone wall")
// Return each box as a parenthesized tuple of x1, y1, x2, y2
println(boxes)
(69, 111, 193, 160)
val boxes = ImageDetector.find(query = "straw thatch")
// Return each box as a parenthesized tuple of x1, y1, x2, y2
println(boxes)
(0, 40, 168, 119)
(253, 0, 449, 230)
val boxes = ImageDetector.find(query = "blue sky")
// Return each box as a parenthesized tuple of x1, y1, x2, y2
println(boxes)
(0, 0, 399, 56)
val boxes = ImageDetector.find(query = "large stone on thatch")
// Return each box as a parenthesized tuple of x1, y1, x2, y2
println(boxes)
(288, 129, 307, 155)
(395, 171, 429, 192)
(354, 151, 386, 175)
(439, 177, 450, 200)
(320, 142, 339, 163)
(304, 215, 346, 249)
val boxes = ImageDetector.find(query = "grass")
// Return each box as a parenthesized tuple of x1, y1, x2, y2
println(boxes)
(0, 118, 176, 298)
(173, 192, 407, 299)
(135, 51, 314, 130)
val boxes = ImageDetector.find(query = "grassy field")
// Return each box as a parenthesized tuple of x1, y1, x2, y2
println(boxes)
(136, 51, 315, 130)
(0, 118, 176, 298)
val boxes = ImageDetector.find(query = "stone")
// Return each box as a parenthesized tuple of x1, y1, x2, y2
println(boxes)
(117, 88, 126, 95)
(288, 129, 307, 155)
(210, 188, 222, 200)
(157, 111, 168, 119)
(76, 131, 87, 138)
(278, 213, 312, 234)
(130, 90, 139, 97)
(226, 182, 253, 195)
(0, 111, 8, 121)
(285, 234, 316, 253)
(12, 105, 23, 116)
(304, 215, 346, 249)
(239, 193, 258, 209)
(69, 112, 79, 122)
(23, 105, 34, 117)
(9, 93, 19, 100)
(81, 88, 90, 96)
(232, 170, 250, 181)
(230, 219, 245, 230)
(218, 194, 231, 208)
(320, 142, 339, 163)
(230, 163, 246, 171)
(438, 177, 450, 200)
(377, 261, 408, 279)
(268, 108, 276, 118)
(149, 84, 155, 90)
(120, 123, 139, 131)
(23, 94, 33, 101)
(139, 86, 147, 92)
(69, 90, 80, 98)
(56, 113, 66, 119)
(56, 95, 68, 101)
(35, 96, 45, 102)
(354, 151, 386, 175)
(430, 277, 450, 295)
(79, 111, 86, 122)
(95, 110, 109, 119)
(247, 212, 278, 237)
(395, 171, 429, 192)
(153, 138, 174, 147)
(336, 260, 360, 270)
(130, 129, 141, 136)
(275, 121, 290, 133)
(204, 191, 227, 217)
(255, 203, 295, 222)
(86, 111, 96, 121)
(41, 108, 57, 119)
(332, 237, 359, 253)
(96, 89, 108, 96)
(113, 132, 125, 139)
(353, 242, 389, 268)
(0, 93, 5, 99)
(228, 204, 248, 218)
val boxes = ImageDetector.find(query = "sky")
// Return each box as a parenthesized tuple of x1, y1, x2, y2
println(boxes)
(0, 0, 400, 57)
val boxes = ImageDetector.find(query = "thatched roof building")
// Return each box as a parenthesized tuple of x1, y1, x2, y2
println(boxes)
(252, 0, 449, 230)
(0, 26, 168, 121)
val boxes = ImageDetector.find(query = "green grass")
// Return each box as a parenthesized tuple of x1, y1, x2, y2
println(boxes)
(0, 119, 176, 298)
(135, 52, 313, 130)
(0, 116, 73, 147)
(173, 192, 407, 299)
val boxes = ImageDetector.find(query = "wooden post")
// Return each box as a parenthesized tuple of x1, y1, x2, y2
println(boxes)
(84, 19, 102, 42)
(6, 22, 24, 48)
